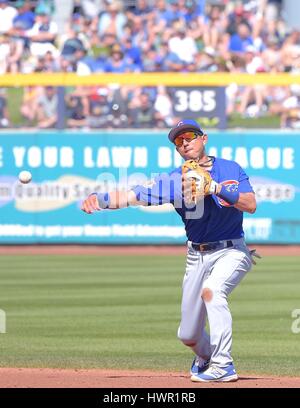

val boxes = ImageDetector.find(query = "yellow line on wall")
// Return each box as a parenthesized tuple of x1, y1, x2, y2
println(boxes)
(0, 72, 299, 86)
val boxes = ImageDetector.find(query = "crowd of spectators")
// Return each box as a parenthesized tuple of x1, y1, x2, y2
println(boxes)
(0, 0, 300, 129)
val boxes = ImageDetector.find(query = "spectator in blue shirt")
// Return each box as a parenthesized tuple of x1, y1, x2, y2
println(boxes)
(122, 36, 142, 68)
(156, 42, 186, 72)
(130, 0, 154, 21)
(105, 44, 139, 73)
(12, 0, 35, 31)
(229, 23, 254, 53)
(160, 0, 185, 27)
(181, 0, 205, 24)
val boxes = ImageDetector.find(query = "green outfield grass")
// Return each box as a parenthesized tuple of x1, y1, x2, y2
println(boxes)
(0, 254, 299, 376)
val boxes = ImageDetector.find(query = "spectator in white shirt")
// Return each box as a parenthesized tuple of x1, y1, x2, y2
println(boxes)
(37, 86, 58, 128)
(0, 0, 17, 34)
(26, 9, 58, 57)
(168, 21, 198, 64)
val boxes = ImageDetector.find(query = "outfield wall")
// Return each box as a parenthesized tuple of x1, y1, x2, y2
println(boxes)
(0, 130, 299, 244)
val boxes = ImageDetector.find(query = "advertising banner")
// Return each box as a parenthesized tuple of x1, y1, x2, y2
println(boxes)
(0, 131, 299, 244)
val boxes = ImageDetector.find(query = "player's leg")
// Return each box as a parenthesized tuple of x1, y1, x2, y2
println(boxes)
(201, 242, 252, 368)
(177, 247, 211, 361)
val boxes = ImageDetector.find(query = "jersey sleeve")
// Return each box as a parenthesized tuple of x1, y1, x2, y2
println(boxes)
(238, 165, 254, 193)
(131, 170, 182, 206)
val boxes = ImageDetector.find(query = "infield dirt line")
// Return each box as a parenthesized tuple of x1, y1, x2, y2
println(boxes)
(0, 367, 299, 388)
(0, 245, 298, 256)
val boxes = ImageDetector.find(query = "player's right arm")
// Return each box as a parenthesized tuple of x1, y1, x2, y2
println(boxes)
(81, 171, 181, 214)
(81, 190, 142, 214)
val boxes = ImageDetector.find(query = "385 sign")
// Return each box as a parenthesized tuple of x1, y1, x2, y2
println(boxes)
(174, 89, 216, 112)
(171, 87, 226, 129)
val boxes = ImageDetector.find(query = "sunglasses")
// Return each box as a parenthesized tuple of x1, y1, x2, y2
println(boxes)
(174, 132, 203, 147)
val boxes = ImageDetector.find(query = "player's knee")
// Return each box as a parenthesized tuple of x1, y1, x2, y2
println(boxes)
(181, 339, 197, 347)
(201, 287, 213, 302)
(177, 330, 197, 347)
(202, 287, 228, 304)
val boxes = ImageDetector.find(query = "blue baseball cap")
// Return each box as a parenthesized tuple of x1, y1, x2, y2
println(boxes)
(168, 119, 204, 143)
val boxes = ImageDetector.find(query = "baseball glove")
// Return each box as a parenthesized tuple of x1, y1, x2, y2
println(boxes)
(182, 159, 217, 204)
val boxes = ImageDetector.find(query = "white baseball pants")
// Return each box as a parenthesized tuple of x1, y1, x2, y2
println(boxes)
(178, 238, 252, 367)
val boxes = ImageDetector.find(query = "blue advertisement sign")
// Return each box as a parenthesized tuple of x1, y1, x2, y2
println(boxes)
(0, 131, 299, 244)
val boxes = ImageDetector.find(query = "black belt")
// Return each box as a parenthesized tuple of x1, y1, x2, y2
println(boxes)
(191, 240, 234, 252)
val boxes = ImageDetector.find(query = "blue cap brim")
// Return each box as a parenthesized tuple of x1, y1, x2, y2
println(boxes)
(168, 123, 204, 143)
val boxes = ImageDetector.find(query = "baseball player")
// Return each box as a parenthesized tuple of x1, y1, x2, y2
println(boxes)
(81, 119, 258, 382)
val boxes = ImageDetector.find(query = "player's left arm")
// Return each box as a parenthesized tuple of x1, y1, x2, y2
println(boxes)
(233, 192, 256, 214)
(215, 187, 256, 214)
(215, 165, 256, 214)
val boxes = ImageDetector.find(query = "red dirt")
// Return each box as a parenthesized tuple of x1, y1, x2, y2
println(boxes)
(0, 245, 298, 256)
(0, 368, 299, 388)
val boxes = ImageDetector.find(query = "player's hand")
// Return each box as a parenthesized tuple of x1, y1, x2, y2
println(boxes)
(81, 193, 101, 214)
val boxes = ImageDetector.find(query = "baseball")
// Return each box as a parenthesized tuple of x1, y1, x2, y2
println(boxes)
(18, 170, 32, 184)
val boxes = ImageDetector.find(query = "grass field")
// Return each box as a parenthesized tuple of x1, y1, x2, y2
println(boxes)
(0, 254, 299, 376)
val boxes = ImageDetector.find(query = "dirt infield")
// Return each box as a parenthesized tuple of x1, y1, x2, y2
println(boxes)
(0, 244, 299, 256)
(0, 368, 299, 388)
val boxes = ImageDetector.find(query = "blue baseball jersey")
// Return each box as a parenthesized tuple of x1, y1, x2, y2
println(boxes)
(132, 157, 254, 243)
